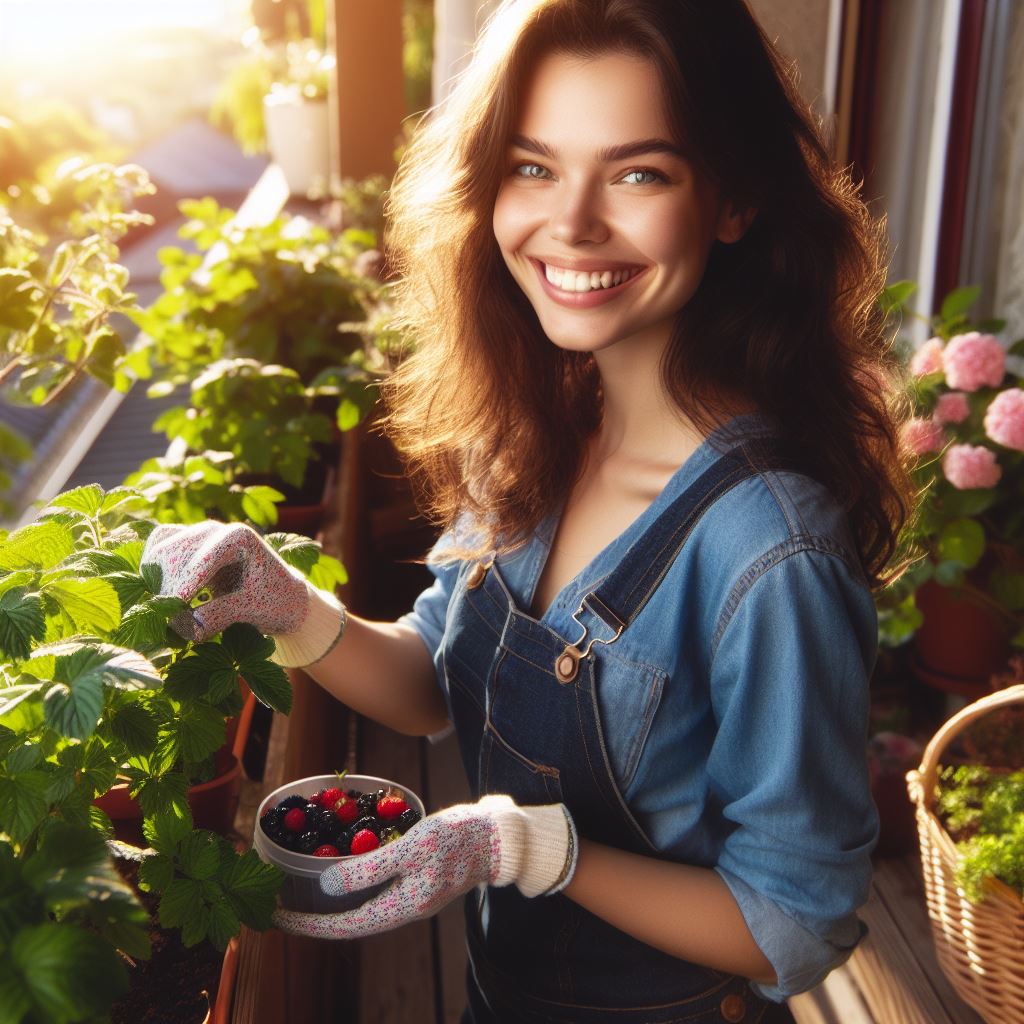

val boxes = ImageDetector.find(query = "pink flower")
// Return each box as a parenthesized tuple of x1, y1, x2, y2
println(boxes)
(910, 337, 944, 377)
(942, 332, 1005, 391)
(901, 417, 946, 456)
(942, 443, 1002, 489)
(984, 388, 1024, 451)
(933, 391, 970, 424)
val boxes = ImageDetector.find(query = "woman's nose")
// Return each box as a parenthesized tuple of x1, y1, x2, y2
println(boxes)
(547, 183, 609, 245)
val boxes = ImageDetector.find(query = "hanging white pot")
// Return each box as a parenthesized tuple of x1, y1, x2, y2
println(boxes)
(263, 86, 330, 195)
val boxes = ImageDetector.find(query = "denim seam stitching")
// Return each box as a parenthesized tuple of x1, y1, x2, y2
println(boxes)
(710, 537, 858, 660)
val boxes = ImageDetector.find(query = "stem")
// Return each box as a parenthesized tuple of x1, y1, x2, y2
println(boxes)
(0, 356, 24, 386)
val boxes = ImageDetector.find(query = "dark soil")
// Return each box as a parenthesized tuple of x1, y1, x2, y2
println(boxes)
(109, 862, 223, 1024)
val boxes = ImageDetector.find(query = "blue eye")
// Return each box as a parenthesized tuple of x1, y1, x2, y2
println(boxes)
(621, 169, 664, 185)
(513, 163, 551, 180)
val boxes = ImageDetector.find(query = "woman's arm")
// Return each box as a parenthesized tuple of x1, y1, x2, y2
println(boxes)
(565, 840, 777, 984)
(303, 614, 451, 737)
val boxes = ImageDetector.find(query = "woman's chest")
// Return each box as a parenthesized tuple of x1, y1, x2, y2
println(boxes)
(529, 455, 684, 619)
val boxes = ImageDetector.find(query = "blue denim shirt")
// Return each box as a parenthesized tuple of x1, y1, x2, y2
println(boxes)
(399, 413, 879, 1001)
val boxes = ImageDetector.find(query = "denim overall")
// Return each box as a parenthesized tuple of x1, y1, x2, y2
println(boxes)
(444, 445, 799, 1023)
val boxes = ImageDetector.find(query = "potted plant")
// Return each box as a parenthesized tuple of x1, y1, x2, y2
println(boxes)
(0, 482, 343, 1021)
(211, 16, 333, 195)
(877, 282, 1024, 696)
(133, 196, 387, 532)
(907, 681, 1024, 1024)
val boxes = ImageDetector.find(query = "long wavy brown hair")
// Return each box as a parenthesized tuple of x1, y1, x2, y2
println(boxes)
(380, 0, 913, 589)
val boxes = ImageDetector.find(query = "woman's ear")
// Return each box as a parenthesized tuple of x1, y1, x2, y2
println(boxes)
(716, 201, 757, 244)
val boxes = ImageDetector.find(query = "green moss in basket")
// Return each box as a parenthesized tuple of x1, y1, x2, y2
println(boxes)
(936, 765, 1024, 901)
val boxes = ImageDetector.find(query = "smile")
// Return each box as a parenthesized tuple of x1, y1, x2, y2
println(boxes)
(542, 262, 643, 293)
(529, 258, 646, 308)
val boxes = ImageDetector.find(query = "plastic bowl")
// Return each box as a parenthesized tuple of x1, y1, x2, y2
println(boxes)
(253, 773, 425, 914)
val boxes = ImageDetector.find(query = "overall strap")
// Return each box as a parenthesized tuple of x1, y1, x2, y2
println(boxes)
(553, 440, 799, 683)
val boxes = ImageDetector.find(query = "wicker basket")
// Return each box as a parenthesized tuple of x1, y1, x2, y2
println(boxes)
(906, 683, 1024, 1024)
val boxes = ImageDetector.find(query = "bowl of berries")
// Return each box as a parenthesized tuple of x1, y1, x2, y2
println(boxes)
(253, 772, 424, 913)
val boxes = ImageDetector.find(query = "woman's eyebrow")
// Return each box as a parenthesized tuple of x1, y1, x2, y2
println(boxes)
(509, 134, 685, 162)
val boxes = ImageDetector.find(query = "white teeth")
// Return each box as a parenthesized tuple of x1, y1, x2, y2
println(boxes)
(543, 264, 635, 293)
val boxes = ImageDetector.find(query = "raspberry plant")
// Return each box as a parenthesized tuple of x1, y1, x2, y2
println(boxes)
(0, 483, 344, 1022)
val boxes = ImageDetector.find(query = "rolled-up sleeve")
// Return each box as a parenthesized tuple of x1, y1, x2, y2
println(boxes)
(707, 544, 879, 1001)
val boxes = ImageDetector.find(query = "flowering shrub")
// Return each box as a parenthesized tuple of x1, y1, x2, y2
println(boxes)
(879, 283, 1024, 647)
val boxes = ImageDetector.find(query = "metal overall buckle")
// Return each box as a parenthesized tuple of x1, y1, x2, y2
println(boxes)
(554, 595, 624, 684)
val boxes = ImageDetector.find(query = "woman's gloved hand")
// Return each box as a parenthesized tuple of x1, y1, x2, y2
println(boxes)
(141, 522, 346, 668)
(272, 795, 578, 939)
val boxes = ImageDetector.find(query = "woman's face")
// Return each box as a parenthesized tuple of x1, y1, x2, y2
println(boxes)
(493, 50, 737, 357)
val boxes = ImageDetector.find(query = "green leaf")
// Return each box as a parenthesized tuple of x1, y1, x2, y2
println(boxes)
(112, 598, 186, 649)
(0, 588, 46, 660)
(241, 485, 281, 527)
(46, 485, 104, 517)
(107, 700, 160, 755)
(175, 703, 225, 763)
(0, 522, 75, 571)
(42, 577, 121, 635)
(308, 553, 348, 592)
(239, 658, 291, 715)
(178, 830, 221, 880)
(105, 570, 150, 611)
(937, 518, 985, 569)
(140, 562, 163, 594)
(157, 876, 204, 929)
(133, 771, 189, 821)
(222, 849, 283, 931)
(138, 851, 175, 892)
(219, 622, 274, 664)
(21, 821, 108, 894)
(208, 897, 240, 952)
(9, 922, 128, 1023)
(337, 397, 361, 431)
(164, 644, 238, 702)
(0, 771, 50, 842)
(939, 284, 981, 323)
(42, 644, 161, 739)
(143, 806, 194, 856)
(0, 268, 37, 331)
(879, 279, 916, 315)
(265, 533, 320, 575)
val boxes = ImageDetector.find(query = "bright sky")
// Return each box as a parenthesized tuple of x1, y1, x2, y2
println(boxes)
(0, 0, 249, 61)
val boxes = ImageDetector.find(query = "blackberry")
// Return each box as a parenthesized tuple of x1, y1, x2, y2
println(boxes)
(352, 815, 381, 838)
(356, 793, 376, 817)
(260, 808, 284, 835)
(318, 815, 343, 843)
(303, 804, 326, 830)
(297, 830, 321, 854)
(397, 808, 422, 833)
(279, 795, 307, 810)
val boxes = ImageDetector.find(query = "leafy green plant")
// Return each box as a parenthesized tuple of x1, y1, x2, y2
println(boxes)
(135, 196, 385, 383)
(876, 282, 1024, 647)
(936, 764, 1024, 901)
(0, 161, 154, 407)
(0, 483, 344, 1021)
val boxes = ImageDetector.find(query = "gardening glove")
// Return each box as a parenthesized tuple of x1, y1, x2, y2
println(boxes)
(141, 521, 346, 668)
(272, 795, 578, 939)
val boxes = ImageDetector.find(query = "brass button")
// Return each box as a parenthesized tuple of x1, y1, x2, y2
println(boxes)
(466, 562, 487, 589)
(555, 652, 578, 682)
(720, 994, 746, 1022)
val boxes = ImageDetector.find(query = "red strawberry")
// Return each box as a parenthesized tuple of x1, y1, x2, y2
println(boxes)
(313, 845, 340, 857)
(349, 829, 380, 855)
(331, 793, 359, 824)
(283, 808, 306, 832)
(309, 789, 326, 806)
(376, 795, 409, 820)
(319, 787, 343, 809)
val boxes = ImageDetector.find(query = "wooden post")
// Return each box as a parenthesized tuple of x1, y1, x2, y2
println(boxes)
(328, 1, 407, 181)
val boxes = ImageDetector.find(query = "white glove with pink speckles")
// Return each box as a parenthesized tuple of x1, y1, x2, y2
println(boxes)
(141, 522, 346, 668)
(272, 795, 578, 939)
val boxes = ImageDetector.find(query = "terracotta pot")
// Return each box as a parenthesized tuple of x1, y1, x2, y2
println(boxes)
(211, 937, 240, 1024)
(911, 579, 1011, 699)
